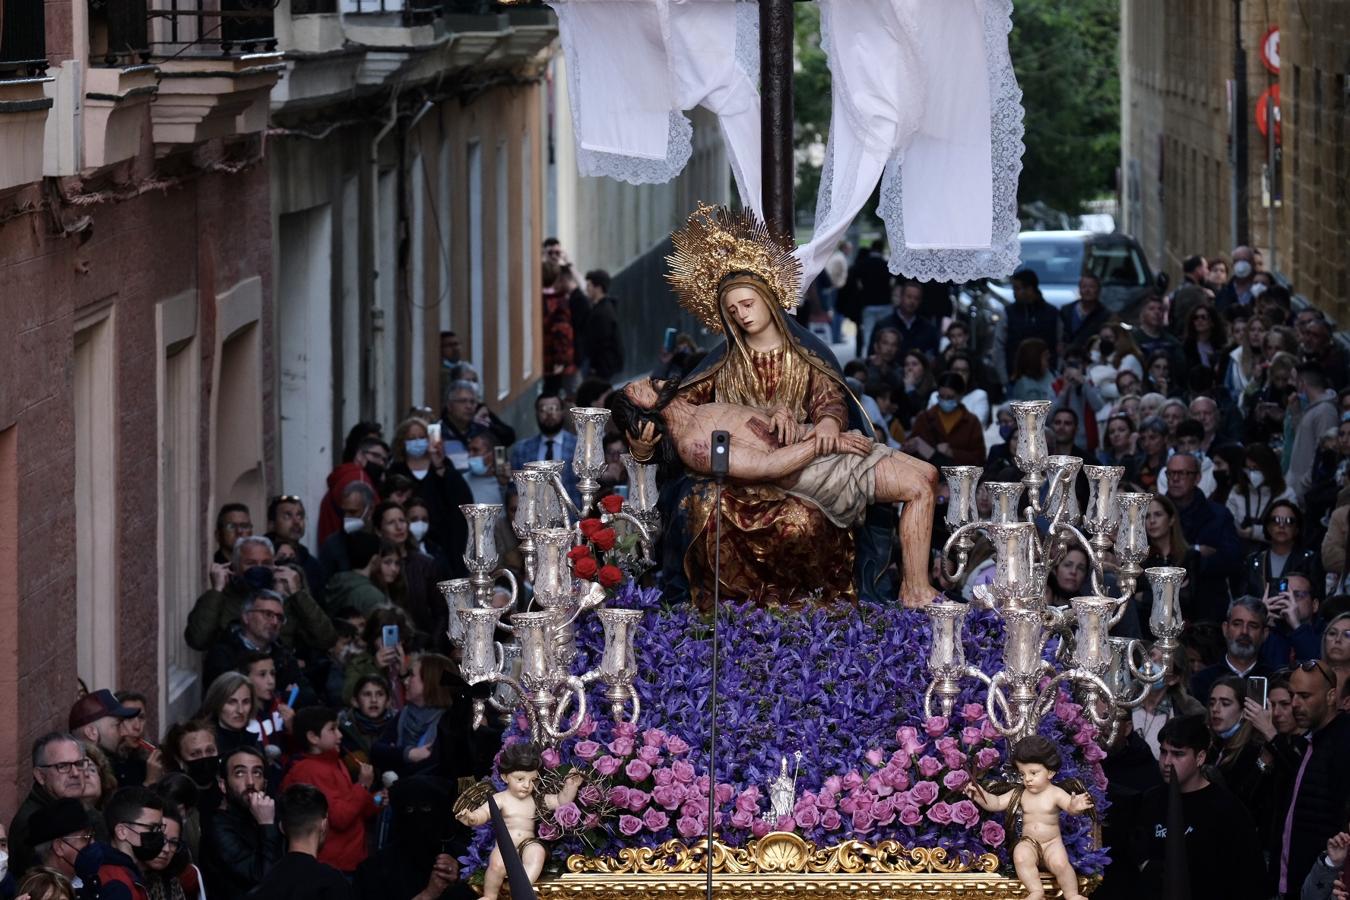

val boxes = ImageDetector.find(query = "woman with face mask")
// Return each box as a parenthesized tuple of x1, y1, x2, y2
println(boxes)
(1206, 676, 1266, 811)
(383, 416, 473, 582)
(903, 373, 986, 467)
(1131, 646, 1204, 757)
(1228, 444, 1292, 548)
(143, 811, 197, 900)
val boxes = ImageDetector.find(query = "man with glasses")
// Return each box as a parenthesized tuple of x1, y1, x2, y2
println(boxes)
(27, 798, 96, 886)
(8, 733, 93, 875)
(1260, 573, 1328, 671)
(1275, 659, 1350, 900)
(67, 690, 141, 789)
(1166, 450, 1241, 621)
(1191, 596, 1275, 704)
(73, 785, 165, 900)
(214, 504, 254, 566)
(203, 590, 315, 707)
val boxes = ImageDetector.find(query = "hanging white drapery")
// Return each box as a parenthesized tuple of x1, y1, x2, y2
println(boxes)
(550, 0, 1024, 286)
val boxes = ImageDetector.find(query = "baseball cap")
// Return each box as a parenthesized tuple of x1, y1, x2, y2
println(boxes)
(68, 689, 138, 731)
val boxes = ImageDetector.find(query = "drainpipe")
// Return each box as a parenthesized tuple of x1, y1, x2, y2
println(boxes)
(395, 98, 435, 410)
(366, 90, 400, 422)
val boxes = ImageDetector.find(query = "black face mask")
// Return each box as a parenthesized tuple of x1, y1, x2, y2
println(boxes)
(184, 755, 219, 789)
(364, 461, 386, 484)
(131, 831, 166, 862)
(233, 566, 275, 592)
(1099, 339, 1115, 357)
(161, 848, 190, 878)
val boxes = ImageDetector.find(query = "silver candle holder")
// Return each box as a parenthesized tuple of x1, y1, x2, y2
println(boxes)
(460, 503, 520, 609)
(570, 406, 611, 517)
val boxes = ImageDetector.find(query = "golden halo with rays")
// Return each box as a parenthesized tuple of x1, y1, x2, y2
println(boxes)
(666, 203, 801, 334)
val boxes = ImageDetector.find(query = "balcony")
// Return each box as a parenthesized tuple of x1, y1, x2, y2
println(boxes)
(341, 0, 442, 28)
(89, 0, 151, 66)
(1, 0, 54, 190)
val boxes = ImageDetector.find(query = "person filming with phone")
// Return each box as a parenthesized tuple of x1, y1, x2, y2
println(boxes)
(1259, 572, 1328, 670)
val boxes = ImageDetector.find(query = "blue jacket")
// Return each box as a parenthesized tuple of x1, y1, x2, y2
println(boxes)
(510, 432, 580, 507)
(1175, 490, 1241, 619)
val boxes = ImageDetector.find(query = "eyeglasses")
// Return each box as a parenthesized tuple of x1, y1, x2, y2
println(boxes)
(270, 495, 302, 507)
(1327, 627, 1350, 641)
(1269, 516, 1296, 526)
(248, 609, 286, 623)
(1296, 659, 1337, 688)
(222, 522, 253, 532)
(1166, 469, 1198, 479)
(163, 838, 184, 852)
(37, 759, 95, 775)
(126, 821, 166, 835)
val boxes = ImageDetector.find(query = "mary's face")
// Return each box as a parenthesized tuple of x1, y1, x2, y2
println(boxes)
(722, 286, 774, 337)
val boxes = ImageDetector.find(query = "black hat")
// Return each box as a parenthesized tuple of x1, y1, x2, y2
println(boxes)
(69, 689, 138, 731)
(27, 799, 92, 847)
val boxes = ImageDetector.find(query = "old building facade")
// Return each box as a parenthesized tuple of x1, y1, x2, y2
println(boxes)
(1120, 0, 1348, 319)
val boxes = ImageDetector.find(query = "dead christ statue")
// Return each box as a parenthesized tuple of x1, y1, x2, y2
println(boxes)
(612, 376, 940, 607)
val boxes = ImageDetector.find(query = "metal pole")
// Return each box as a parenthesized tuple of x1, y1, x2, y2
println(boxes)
(758, 0, 794, 239)
(1231, 0, 1249, 246)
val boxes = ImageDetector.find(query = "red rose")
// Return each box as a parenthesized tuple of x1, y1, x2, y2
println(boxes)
(574, 557, 599, 579)
(598, 564, 623, 589)
(567, 544, 592, 561)
(600, 494, 624, 514)
(579, 518, 604, 539)
(593, 528, 617, 552)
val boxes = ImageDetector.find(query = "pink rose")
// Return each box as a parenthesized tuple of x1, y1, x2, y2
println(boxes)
(1083, 742, 1107, 762)
(607, 737, 635, 757)
(943, 770, 971, 792)
(574, 740, 602, 761)
(898, 804, 922, 827)
(951, 799, 981, 828)
(981, 720, 999, 741)
(750, 819, 771, 838)
(1072, 729, 1094, 747)
(618, 814, 643, 837)
(851, 808, 875, 833)
(824, 775, 843, 794)
(924, 716, 950, 737)
(865, 773, 892, 798)
(671, 761, 696, 784)
(962, 702, 986, 722)
(820, 808, 843, 831)
(576, 717, 598, 737)
(942, 749, 967, 771)
(676, 815, 703, 839)
(838, 794, 857, 815)
(879, 765, 909, 791)
(642, 728, 667, 748)
(593, 755, 621, 776)
(583, 812, 601, 829)
(652, 784, 682, 810)
(960, 726, 983, 747)
(643, 808, 670, 832)
(541, 748, 561, 768)
(554, 802, 582, 829)
(625, 759, 653, 782)
(609, 785, 631, 806)
(613, 721, 639, 739)
(729, 808, 754, 829)
(917, 755, 943, 778)
(637, 745, 661, 766)
(734, 787, 760, 814)
(664, 735, 691, 755)
(538, 820, 561, 841)
(652, 767, 674, 787)
(910, 781, 939, 806)
(850, 793, 874, 816)
(841, 771, 864, 791)
(715, 784, 735, 806)
(794, 806, 821, 829)
(926, 801, 953, 825)
(937, 737, 958, 754)
(865, 748, 885, 767)
(694, 775, 711, 795)
(816, 790, 837, 809)
(775, 815, 794, 832)
(1054, 699, 1077, 721)
(976, 747, 1001, 770)
(980, 820, 1006, 847)
(579, 784, 603, 806)
(626, 789, 651, 813)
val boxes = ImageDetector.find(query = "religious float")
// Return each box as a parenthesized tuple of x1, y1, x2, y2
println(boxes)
(436, 205, 1183, 899)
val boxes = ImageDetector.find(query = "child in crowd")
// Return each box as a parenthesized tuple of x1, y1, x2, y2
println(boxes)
(238, 651, 295, 758)
(338, 674, 400, 783)
(280, 707, 378, 874)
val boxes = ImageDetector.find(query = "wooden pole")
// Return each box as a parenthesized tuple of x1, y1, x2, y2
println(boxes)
(759, 0, 794, 239)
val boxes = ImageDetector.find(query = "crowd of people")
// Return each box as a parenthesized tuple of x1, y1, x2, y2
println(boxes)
(4, 234, 1350, 900)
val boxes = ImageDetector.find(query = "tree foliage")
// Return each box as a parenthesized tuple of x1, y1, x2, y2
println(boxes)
(791, 0, 1120, 220)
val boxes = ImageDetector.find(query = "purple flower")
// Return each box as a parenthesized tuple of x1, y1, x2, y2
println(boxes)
(851, 808, 875, 833)
(554, 802, 582, 829)
(642, 808, 670, 832)
(841, 771, 864, 791)
(671, 761, 695, 784)
(583, 812, 601, 829)
(575, 717, 598, 738)
(663, 735, 691, 755)
(593, 755, 621, 777)
(823, 775, 842, 794)
(613, 721, 638, 739)
(574, 740, 601, 761)
(618, 815, 643, 837)
(750, 819, 771, 838)
(961, 702, 986, 722)
(676, 815, 703, 839)
(652, 784, 683, 810)
(981, 720, 1000, 741)
(865, 748, 884, 767)
(637, 745, 661, 766)
(715, 783, 735, 806)
(729, 808, 755, 829)
(976, 747, 1001, 770)
(910, 781, 939, 806)
(981, 820, 1006, 847)
(926, 801, 953, 825)
(541, 748, 561, 768)
(951, 799, 980, 828)
(960, 726, 983, 747)
(1082, 741, 1107, 762)
(608, 736, 635, 757)
(820, 808, 843, 831)
(578, 784, 603, 806)
(941, 748, 967, 771)
(943, 770, 971, 792)
(608, 785, 631, 806)
(794, 806, 821, 829)
(652, 767, 674, 787)
(626, 789, 651, 813)
(917, 755, 942, 778)
(923, 716, 950, 737)
(625, 759, 653, 782)
(538, 820, 561, 841)
(734, 787, 760, 814)
(642, 728, 667, 748)
(898, 804, 922, 826)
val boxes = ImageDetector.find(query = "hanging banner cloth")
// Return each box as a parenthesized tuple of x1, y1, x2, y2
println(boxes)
(549, 0, 1023, 286)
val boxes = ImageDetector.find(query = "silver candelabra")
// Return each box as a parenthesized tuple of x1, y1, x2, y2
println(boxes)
(926, 400, 1184, 744)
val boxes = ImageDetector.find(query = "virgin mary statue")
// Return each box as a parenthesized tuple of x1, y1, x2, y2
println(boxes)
(633, 204, 873, 608)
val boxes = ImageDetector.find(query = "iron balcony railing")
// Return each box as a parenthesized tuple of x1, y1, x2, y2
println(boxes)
(149, 0, 277, 57)
(0, 0, 49, 78)
(290, 0, 336, 13)
(89, 0, 150, 66)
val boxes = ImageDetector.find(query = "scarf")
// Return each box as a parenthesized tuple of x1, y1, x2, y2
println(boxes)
(396, 703, 445, 751)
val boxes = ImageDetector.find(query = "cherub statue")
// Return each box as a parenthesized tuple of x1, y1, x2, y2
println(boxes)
(455, 742, 584, 900)
(962, 735, 1095, 900)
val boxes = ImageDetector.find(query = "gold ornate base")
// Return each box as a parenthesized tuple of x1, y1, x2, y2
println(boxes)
(530, 833, 1099, 899)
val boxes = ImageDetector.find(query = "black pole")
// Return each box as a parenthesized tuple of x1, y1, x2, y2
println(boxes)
(1231, 0, 1249, 246)
(759, 0, 794, 239)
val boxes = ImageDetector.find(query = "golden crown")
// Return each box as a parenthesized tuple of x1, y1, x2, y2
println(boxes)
(666, 203, 801, 333)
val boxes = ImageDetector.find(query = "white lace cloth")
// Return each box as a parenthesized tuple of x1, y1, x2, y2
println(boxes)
(551, 0, 1023, 286)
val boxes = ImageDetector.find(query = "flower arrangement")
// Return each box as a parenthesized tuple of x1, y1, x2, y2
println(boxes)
(568, 497, 641, 591)
(460, 582, 1110, 878)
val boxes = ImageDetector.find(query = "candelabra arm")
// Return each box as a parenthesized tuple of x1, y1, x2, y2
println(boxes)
(1036, 669, 1115, 722)
(984, 671, 1030, 739)
(544, 675, 589, 744)
(549, 475, 581, 526)
(490, 568, 520, 617)
(964, 665, 993, 689)
(612, 685, 640, 730)
(940, 521, 983, 580)
(472, 698, 488, 730)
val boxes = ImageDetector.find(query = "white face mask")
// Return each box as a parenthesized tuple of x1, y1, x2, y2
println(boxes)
(0, 849, 8, 881)
(409, 521, 430, 542)
(1249, 282, 1267, 298)
(342, 517, 365, 534)
(1233, 260, 1253, 279)
(1248, 470, 1265, 489)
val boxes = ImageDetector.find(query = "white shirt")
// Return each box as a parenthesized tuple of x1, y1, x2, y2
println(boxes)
(926, 388, 991, 427)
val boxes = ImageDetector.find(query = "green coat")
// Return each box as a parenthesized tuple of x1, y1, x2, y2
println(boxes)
(184, 581, 336, 653)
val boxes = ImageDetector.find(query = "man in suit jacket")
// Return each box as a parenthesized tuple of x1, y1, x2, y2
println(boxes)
(509, 393, 580, 507)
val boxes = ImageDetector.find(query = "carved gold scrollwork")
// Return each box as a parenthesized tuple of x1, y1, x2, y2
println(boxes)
(566, 833, 1001, 876)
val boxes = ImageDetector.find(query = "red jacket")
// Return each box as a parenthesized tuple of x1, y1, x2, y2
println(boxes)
(280, 750, 377, 872)
(318, 463, 380, 544)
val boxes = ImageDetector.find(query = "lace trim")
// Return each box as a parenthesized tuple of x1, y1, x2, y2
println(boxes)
(878, 0, 1024, 283)
(551, 0, 694, 186)
(725, 1, 761, 210)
